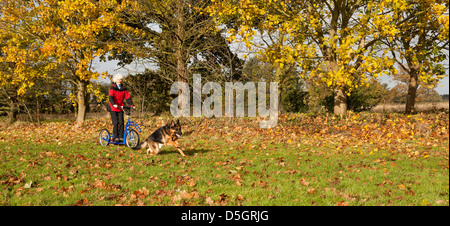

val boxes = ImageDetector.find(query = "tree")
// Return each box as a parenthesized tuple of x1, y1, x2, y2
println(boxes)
(0, 0, 56, 123)
(383, 0, 449, 113)
(110, 0, 243, 114)
(1, 0, 140, 125)
(242, 57, 307, 112)
(40, 0, 141, 125)
(208, 0, 414, 115)
(124, 70, 172, 116)
(390, 68, 445, 104)
(347, 78, 387, 112)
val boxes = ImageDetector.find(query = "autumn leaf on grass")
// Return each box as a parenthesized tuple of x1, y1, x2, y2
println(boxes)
(307, 188, 316, 194)
(231, 173, 243, 186)
(176, 176, 186, 186)
(397, 184, 407, 191)
(136, 199, 145, 206)
(188, 180, 196, 187)
(205, 196, 215, 205)
(172, 190, 199, 202)
(131, 187, 150, 199)
(337, 201, 349, 206)
(299, 177, 310, 186)
(72, 198, 89, 206)
(252, 180, 267, 188)
(218, 193, 228, 206)
(92, 179, 106, 189)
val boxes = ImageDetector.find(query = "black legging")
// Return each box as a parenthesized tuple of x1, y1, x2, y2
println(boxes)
(110, 111, 124, 140)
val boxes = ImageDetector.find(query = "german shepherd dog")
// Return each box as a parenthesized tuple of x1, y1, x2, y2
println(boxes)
(133, 119, 185, 157)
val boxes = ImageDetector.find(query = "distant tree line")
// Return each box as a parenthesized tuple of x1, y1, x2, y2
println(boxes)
(1, 56, 445, 124)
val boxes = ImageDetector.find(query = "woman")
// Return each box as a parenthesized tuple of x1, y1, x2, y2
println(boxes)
(109, 73, 135, 142)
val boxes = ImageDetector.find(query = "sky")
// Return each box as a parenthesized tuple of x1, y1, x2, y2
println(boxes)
(436, 76, 449, 95)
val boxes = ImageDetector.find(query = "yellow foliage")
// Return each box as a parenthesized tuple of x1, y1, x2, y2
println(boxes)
(207, 0, 410, 96)
(1, 0, 141, 101)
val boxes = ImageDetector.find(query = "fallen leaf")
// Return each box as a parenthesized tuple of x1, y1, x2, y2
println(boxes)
(93, 179, 105, 188)
(205, 196, 214, 205)
(397, 184, 406, 191)
(337, 201, 348, 206)
(307, 188, 316, 194)
(299, 177, 310, 186)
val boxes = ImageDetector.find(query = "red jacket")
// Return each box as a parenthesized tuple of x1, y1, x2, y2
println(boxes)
(108, 83, 134, 112)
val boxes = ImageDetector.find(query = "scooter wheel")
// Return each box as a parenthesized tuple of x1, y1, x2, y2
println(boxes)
(99, 129, 111, 147)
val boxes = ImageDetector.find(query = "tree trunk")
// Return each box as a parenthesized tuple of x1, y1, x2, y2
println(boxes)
(405, 72, 418, 114)
(7, 98, 17, 124)
(328, 60, 347, 116)
(275, 64, 283, 113)
(76, 80, 88, 125)
(175, 1, 189, 113)
(176, 49, 188, 106)
(36, 100, 41, 125)
(334, 86, 347, 116)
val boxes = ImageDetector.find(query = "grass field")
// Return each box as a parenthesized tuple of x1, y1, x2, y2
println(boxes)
(0, 111, 448, 206)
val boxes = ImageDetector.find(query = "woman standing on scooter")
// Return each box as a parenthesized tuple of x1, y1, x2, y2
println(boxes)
(108, 74, 135, 142)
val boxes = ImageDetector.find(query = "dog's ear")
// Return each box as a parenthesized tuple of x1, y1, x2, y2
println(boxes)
(176, 119, 180, 125)
(170, 120, 175, 126)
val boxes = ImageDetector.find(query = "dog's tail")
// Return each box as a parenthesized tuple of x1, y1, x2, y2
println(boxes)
(132, 140, 148, 150)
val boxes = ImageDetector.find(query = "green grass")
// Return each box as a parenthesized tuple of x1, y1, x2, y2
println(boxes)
(0, 113, 448, 206)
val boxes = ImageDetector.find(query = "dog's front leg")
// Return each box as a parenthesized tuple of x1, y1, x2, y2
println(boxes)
(173, 141, 186, 157)
(167, 140, 186, 157)
(177, 147, 186, 157)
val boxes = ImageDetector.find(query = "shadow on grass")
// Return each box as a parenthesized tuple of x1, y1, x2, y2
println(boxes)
(158, 148, 213, 156)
